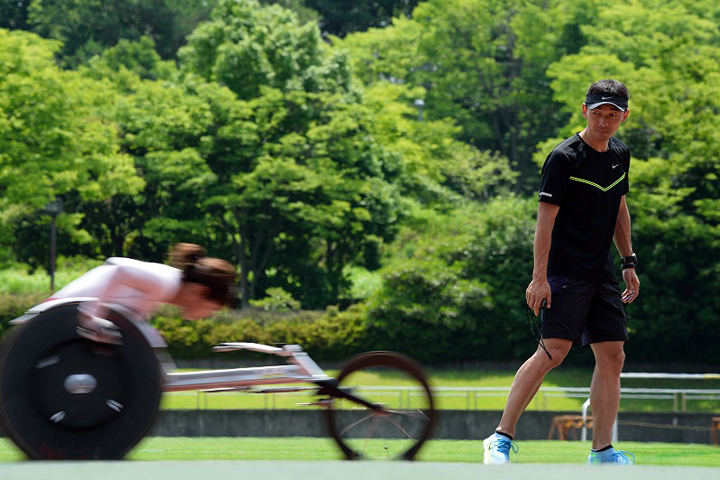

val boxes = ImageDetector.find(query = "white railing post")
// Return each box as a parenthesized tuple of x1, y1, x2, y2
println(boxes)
(612, 417, 618, 444)
(582, 398, 591, 442)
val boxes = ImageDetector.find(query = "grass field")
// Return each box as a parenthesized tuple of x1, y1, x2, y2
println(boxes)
(1, 437, 718, 466)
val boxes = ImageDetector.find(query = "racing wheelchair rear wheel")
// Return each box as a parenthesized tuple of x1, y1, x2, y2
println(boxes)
(0, 303, 163, 460)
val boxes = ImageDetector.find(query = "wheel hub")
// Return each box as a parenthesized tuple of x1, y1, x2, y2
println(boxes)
(33, 340, 126, 428)
(64, 373, 98, 394)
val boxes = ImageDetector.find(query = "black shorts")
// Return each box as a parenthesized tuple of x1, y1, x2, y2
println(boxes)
(541, 275, 629, 346)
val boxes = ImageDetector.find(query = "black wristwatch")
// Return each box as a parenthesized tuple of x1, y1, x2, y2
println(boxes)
(621, 253, 638, 269)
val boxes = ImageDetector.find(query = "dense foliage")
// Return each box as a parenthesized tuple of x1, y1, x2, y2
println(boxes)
(1, 0, 719, 364)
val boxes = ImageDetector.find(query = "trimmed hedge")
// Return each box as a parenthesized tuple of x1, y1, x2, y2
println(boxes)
(151, 304, 370, 361)
(0, 293, 47, 337)
(0, 295, 370, 361)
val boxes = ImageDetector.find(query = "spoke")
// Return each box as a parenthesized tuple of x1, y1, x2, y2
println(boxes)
(361, 415, 384, 456)
(385, 408, 430, 421)
(338, 413, 377, 437)
(385, 415, 417, 443)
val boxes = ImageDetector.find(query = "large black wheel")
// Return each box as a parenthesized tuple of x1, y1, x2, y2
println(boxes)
(325, 351, 436, 460)
(0, 303, 163, 460)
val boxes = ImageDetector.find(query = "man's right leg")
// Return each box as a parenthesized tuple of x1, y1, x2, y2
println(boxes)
(497, 338, 572, 436)
(484, 338, 572, 464)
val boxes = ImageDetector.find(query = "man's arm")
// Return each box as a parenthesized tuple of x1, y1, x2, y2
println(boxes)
(614, 195, 640, 303)
(527, 202, 560, 315)
(614, 196, 633, 257)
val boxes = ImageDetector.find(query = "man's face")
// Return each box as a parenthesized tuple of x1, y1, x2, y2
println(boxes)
(582, 103, 629, 142)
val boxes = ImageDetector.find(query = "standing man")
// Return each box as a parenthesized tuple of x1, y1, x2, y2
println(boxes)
(483, 79, 640, 465)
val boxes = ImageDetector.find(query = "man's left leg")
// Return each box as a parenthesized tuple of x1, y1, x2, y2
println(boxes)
(589, 340, 625, 448)
(588, 341, 633, 464)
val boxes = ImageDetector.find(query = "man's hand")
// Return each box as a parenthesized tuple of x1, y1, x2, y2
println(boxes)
(621, 268, 640, 303)
(526, 277, 551, 315)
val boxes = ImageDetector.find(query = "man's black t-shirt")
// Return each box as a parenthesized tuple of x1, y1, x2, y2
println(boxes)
(538, 133, 630, 281)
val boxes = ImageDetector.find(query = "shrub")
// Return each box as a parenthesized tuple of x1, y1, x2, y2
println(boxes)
(0, 292, 47, 336)
(249, 287, 302, 312)
(365, 198, 540, 363)
(0, 295, 370, 362)
(150, 304, 369, 361)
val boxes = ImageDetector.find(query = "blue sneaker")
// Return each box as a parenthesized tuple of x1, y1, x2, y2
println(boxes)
(587, 447, 635, 465)
(483, 433, 518, 464)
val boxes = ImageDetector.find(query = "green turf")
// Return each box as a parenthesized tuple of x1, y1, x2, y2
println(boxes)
(1, 438, 718, 466)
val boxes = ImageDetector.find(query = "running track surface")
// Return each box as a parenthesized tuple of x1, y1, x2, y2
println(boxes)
(1, 461, 716, 480)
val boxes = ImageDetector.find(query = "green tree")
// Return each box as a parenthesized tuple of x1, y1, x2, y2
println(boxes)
(0, 0, 30, 30)
(304, 0, 419, 36)
(366, 198, 537, 362)
(172, 0, 401, 306)
(69, 65, 225, 260)
(0, 29, 144, 268)
(178, 0, 352, 100)
(83, 36, 177, 83)
(60, 25, 396, 307)
(198, 87, 405, 307)
(25, 0, 216, 64)
(176, 0, 519, 307)
(358, 82, 517, 204)
(338, 0, 591, 190)
(261, 0, 320, 26)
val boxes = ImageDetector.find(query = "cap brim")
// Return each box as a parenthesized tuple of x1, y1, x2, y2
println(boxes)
(587, 101, 627, 112)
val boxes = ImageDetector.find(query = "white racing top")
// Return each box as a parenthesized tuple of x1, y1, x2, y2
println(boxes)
(48, 257, 183, 321)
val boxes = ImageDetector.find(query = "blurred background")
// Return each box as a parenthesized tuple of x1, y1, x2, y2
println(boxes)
(1, 0, 719, 442)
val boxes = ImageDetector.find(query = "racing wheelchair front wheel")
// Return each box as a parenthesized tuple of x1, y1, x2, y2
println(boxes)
(324, 351, 436, 460)
(0, 303, 163, 460)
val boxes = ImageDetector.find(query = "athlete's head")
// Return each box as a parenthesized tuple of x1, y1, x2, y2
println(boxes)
(169, 243, 236, 319)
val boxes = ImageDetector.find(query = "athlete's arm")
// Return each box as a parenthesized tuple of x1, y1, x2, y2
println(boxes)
(614, 196, 640, 303)
(527, 202, 560, 315)
(79, 260, 172, 319)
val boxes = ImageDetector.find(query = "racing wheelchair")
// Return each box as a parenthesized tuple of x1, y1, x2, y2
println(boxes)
(0, 299, 436, 460)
